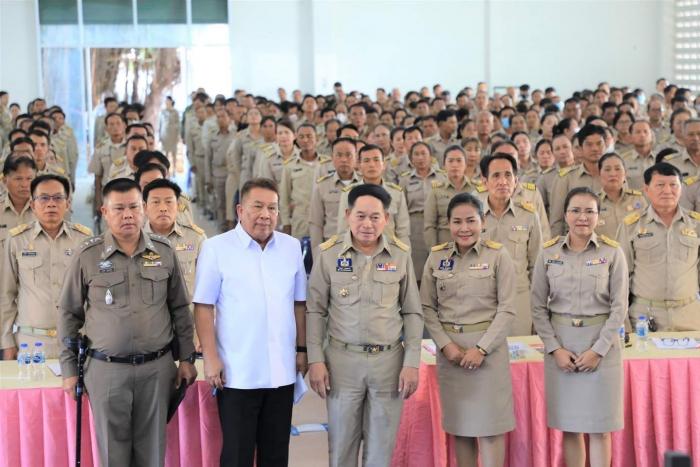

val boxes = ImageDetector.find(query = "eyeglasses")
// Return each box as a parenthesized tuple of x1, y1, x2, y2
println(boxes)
(33, 194, 67, 204)
(660, 337, 692, 345)
(566, 208, 598, 216)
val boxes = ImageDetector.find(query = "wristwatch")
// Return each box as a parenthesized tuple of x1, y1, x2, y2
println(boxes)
(181, 353, 196, 364)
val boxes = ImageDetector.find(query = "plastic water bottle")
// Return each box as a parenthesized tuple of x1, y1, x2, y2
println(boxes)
(32, 342, 46, 379)
(619, 326, 626, 348)
(17, 343, 30, 378)
(635, 316, 649, 351)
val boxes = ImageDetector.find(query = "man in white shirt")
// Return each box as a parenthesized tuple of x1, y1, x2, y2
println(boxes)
(193, 177, 308, 467)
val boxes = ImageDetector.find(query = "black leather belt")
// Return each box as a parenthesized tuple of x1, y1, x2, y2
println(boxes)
(88, 345, 171, 365)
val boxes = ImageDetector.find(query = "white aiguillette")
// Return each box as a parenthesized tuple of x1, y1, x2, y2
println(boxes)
(105, 288, 113, 305)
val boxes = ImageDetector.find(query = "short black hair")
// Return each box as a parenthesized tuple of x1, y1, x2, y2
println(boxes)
(577, 124, 607, 144)
(337, 123, 359, 138)
(669, 108, 692, 133)
(403, 125, 423, 137)
(240, 177, 279, 203)
(644, 162, 682, 185)
(436, 109, 456, 124)
(8, 129, 27, 141)
(347, 184, 391, 211)
(490, 140, 517, 156)
(28, 130, 50, 144)
(143, 178, 182, 202)
(597, 152, 625, 171)
(134, 162, 167, 185)
(481, 152, 518, 177)
(126, 134, 148, 147)
(331, 137, 357, 151)
(358, 143, 384, 160)
(447, 192, 483, 220)
(10, 137, 35, 151)
(30, 174, 71, 197)
(3, 156, 36, 176)
(105, 112, 126, 125)
(563, 186, 600, 213)
(613, 110, 635, 129)
(134, 150, 170, 170)
(102, 177, 140, 198)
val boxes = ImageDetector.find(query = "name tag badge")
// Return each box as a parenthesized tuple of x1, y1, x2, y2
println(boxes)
(99, 260, 114, 273)
(637, 228, 653, 238)
(143, 260, 162, 267)
(586, 257, 608, 266)
(438, 259, 454, 271)
(511, 225, 528, 232)
(336, 257, 353, 272)
(468, 263, 489, 270)
(65, 248, 73, 256)
(21, 251, 37, 257)
(546, 254, 563, 265)
(376, 262, 397, 272)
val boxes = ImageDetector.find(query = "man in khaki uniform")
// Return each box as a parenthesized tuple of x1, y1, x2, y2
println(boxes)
(89, 113, 126, 214)
(106, 135, 148, 182)
(663, 118, 700, 180)
(307, 184, 423, 467)
(207, 110, 236, 229)
(620, 162, 700, 331)
(1, 175, 91, 360)
(58, 178, 197, 467)
(0, 157, 36, 248)
(428, 110, 459, 166)
(279, 124, 321, 239)
(478, 154, 542, 335)
(550, 125, 606, 236)
(51, 109, 79, 186)
(623, 120, 657, 190)
(28, 131, 66, 178)
(336, 145, 411, 245)
(309, 137, 360, 249)
(186, 105, 208, 211)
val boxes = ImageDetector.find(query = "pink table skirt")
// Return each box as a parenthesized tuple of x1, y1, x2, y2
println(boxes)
(391, 358, 700, 467)
(1, 358, 698, 467)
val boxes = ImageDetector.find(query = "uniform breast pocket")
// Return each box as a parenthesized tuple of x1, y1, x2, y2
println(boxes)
(676, 234, 699, 263)
(331, 279, 360, 307)
(17, 255, 43, 284)
(88, 271, 128, 308)
(507, 230, 528, 264)
(464, 269, 494, 297)
(373, 272, 401, 306)
(432, 270, 458, 303)
(633, 237, 662, 263)
(585, 267, 609, 296)
(140, 267, 170, 305)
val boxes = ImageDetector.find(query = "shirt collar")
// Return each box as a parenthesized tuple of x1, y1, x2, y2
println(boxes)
(234, 223, 276, 250)
(644, 206, 683, 225)
(102, 229, 156, 259)
(30, 220, 72, 240)
(333, 171, 360, 184)
(449, 239, 482, 258)
(145, 221, 183, 239)
(339, 230, 392, 258)
(563, 232, 600, 250)
(484, 197, 516, 216)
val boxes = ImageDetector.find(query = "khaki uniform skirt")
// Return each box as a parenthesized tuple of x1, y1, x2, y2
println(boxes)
(436, 329, 515, 437)
(545, 321, 623, 433)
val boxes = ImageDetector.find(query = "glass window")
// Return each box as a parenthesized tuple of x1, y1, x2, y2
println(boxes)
(137, 0, 186, 24)
(83, 0, 133, 25)
(38, 0, 78, 25)
(192, 0, 228, 24)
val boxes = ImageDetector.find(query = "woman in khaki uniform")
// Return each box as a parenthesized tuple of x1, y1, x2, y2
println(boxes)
(421, 192, 516, 467)
(531, 186, 628, 467)
(399, 142, 445, 279)
(461, 137, 483, 185)
(597, 153, 648, 240)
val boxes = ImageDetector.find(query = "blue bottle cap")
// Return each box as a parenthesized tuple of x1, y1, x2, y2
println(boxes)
(34, 342, 43, 347)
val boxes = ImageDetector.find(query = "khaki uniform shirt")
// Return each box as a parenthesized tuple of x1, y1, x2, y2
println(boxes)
(105, 159, 135, 183)
(0, 221, 92, 348)
(252, 142, 278, 178)
(399, 168, 446, 214)
(228, 129, 264, 192)
(36, 161, 68, 179)
(597, 189, 647, 240)
(311, 155, 334, 181)
(549, 165, 602, 236)
(653, 126, 672, 146)
(680, 175, 700, 212)
(306, 232, 424, 368)
(58, 230, 194, 377)
(420, 239, 516, 351)
(89, 139, 125, 178)
(185, 120, 206, 160)
(0, 196, 33, 249)
(55, 126, 79, 173)
(620, 207, 700, 304)
(663, 149, 700, 180)
(423, 177, 476, 248)
(258, 145, 301, 185)
(655, 136, 684, 155)
(531, 233, 628, 356)
(309, 171, 361, 249)
(518, 162, 540, 185)
(207, 129, 236, 180)
(144, 222, 206, 300)
(428, 134, 459, 166)
(623, 150, 656, 190)
(536, 166, 559, 216)
(279, 155, 321, 238)
(480, 198, 542, 292)
(336, 180, 411, 246)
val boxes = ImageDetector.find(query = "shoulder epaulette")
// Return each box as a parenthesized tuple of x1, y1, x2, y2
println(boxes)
(113, 157, 125, 166)
(543, 236, 560, 248)
(71, 223, 92, 236)
(542, 167, 554, 174)
(690, 211, 700, 221)
(386, 182, 403, 192)
(391, 158, 400, 167)
(519, 201, 536, 213)
(319, 235, 338, 251)
(55, 166, 66, 175)
(266, 150, 278, 158)
(400, 170, 411, 177)
(282, 157, 294, 165)
(431, 181, 443, 189)
(319, 156, 331, 164)
(559, 166, 576, 177)
(476, 183, 488, 193)
(317, 174, 332, 183)
(684, 176, 698, 186)
(663, 152, 680, 160)
(9, 224, 30, 237)
(624, 188, 643, 196)
(189, 223, 205, 236)
(599, 234, 620, 248)
(341, 183, 358, 192)
(79, 236, 104, 251)
(522, 182, 536, 191)
(431, 157, 439, 165)
(483, 239, 502, 250)
(178, 199, 189, 213)
(391, 235, 410, 252)
(149, 233, 171, 245)
(181, 193, 191, 201)
(624, 212, 641, 225)
(431, 242, 449, 252)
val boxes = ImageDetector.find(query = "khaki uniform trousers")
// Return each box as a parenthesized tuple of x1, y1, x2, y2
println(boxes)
(194, 155, 207, 210)
(85, 352, 177, 467)
(325, 342, 404, 467)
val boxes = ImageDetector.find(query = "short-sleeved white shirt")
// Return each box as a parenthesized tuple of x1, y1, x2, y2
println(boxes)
(193, 224, 307, 389)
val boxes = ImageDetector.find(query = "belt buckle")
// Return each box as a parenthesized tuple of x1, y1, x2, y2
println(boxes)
(365, 344, 381, 354)
(451, 324, 462, 333)
(47, 329, 57, 337)
(130, 354, 145, 365)
(571, 318, 583, 327)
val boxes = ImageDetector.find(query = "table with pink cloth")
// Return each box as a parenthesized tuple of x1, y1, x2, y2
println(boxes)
(391, 334, 700, 467)
(0, 333, 698, 467)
